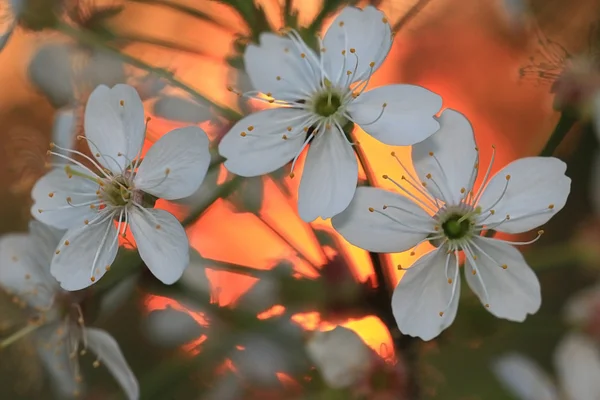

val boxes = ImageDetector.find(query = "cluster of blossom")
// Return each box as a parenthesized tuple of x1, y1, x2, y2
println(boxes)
(0, 3, 573, 399)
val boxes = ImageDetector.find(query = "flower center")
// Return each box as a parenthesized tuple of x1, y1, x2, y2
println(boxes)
(313, 90, 343, 118)
(442, 214, 472, 240)
(102, 176, 133, 207)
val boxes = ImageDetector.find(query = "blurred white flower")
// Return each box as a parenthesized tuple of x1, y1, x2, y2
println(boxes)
(31, 84, 211, 290)
(333, 108, 571, 340)
(29, 42, 126, 108)
(152, 94, 213, 124)
(0, 221, 138, 399)
(493, 333, 600, 400)
(500, 0, 530, 30)
(564, 283, 600, 339)
(306, 326, 372, 388)
(219, 5, 442, 222)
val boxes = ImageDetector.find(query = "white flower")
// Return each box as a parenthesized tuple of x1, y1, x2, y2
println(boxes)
(218, 5, 442, 222)
(31, 83, 211, 290)
(332, 108, 571, 340)
(0, 221, 138, 399)
(563, 283, 600, 339)
(306, 326, 372, 388)
(493, 333, 600, 400)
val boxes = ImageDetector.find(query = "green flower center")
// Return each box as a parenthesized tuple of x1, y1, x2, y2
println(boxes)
(103, 176, 132, 207)
(313, 91, 342, 117)
(442, 214, 472, 240)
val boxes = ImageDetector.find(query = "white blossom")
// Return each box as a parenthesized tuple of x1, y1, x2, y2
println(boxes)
(31, 83, 211, 290)
(493, 333, 600, 400)
(218, 5, 442, 222)
(0, 221, 138, 399)
(333, 108, 571, 340)
(306, 326, 372, 388)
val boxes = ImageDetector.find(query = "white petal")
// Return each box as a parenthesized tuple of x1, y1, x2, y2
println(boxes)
(0, 226, 59, 308)
(52, 109, 77, 156)
(34, 322, 82, 399)
(322, 6, 392, 83)
(152, 95, 212, 123)
(412, 109, 477, 204)
(347, 84, 442, 145)
(144, 308, 203, 347)
(129, 208, 189, 285)
(179, 249, 212, 293)
(476, 157, 571, 233)
(465, 237, 540, 321)
(51, 218, 118, 290)
(306, 326, 372, 388)
(492, 353, 558, 400)
(563, 283, 600, 327)
(85, 327, 139, 400)
(244, 32, 320, 100)
(31, 167, 100, 230)
(219, 108, 308, 177)
(554, 333, 600, 400)
(84, 84, 146, 173)
(297, 130, 358, 222)
(28, 43, 76, 108)
(332, 187, 431, 252)
(391, 249, 460, 341)
(134, 126, 210, 200)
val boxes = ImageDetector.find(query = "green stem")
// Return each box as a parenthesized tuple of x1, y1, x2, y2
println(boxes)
(0, 323, 42, 349)
(392, 0, 434, 33)
(55, 23, 241, 122)
(199, 257, 271, 277)
(539, 112, 577, 157)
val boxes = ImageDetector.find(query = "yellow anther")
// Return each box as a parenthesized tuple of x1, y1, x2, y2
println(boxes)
(25, 274, 30, 279)
(460, 188, 466, 194)
(105, 265, 111, 271)
(64, 240, 70, 246)
(276, 76, 281, 81)
(448, 278, 453, 284)
(346, 70, 352, 75)
(55, 250, 60, 255)
(248, 126, 254, 131)
(506, 214, 511, 220)
(410, 251, 415, 256)
(95, 153, 100, 157)
(349, 48, 356, 53)
(397, 264, 404, 270)
(548, 204, 555, 209)
(505, 174, 511, 180)
(538, 229, 544, 235)
(421, 182, 427, 187)
(90, 204, 96, 209)
(341, 50, 346, 55)
(339, 21, 344, 27)
(48, 192, 54, 198)
(382, 174, 389, 179)
(84, 219, 89, 225)
(490, 210, 495, 215)
(66, 196, 72, 203)
(426, 173, 432, 179)
(501, 264, 508, 270)
(286, 126, 292, 131)
(268, 99, 275, 103)
(369, 61, 375, 68)
(240, 132, 247, 137)
(382, 102, 387, 107)
(472, 269, 476, 275)
(485, 304, 490, 308)
(282, 135, 288, 140)
(428, 151, 434, 156)
(93, 360, 100, 368)
(368, 207, 375, 212)
(119, 100, 125, 106)
(439, 311, 444, 317)
(382, 205, 388, 209)
(165, 168, 171, 175)
(156, 224, 161, 230)
(382, 17, 388, 23)
(90, 277, 96, 282)
(289, 172, 295, 179)
(303, 127, 309, 132)
(38, 209, 43, 213)
(49, 142, 55, 149)
(300, 53, 306, 58)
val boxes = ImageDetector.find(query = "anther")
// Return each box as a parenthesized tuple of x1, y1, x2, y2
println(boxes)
(289, 172, 295, 179)
(382, 17, 388, 23)
(368, 207, 375, 212)
(55, 250, 60, 255)
(501, 264, 508, 270)
(382, 174, 389, 179)
(282, 135, 288, 140)
(84, 219, 89, 225)
(439, 311, 444, 317)
(548, 204, 555, 209)
(25, 274, 30, 279)
(397, 265, 404, 270)
(428, 152, 434, 156)
(410, 251, 415, 256)
(506, 214, 511, 220)
(90, 277, 96, 282)
(64, 240, 70, 246)
(339, 21, 344, 27)
(276, 76, 281, 81)
(248, 126, 254, 131)
(240, 132, 247, 137)
(38, 209, 43, 213)
(447, 278, 453, 284)
(382, 102, 387, 107)
(49, 142, 55, 149)
(119, 100, 125, 106)
(426, 173, 432, 179)
(155, 224, 161, 230)
(93, 360, 100, 368)
(538, 229, 544, 235)
(80, 349, 87, 356)
(369, 61, 375, 68)
(48, 192, 54, 198)
(350, 48, 356, 53)
(485, 304, 490, 308)
(490, 210, 495, 215)
(286, 126, 292, 131)
(341, 50, 346, 55)
(346, 70, 352, 76)
(105, 265, 111, 271)
(460, 188, 466, 194)
(165, 168, 171, 175)
(505, 174, 511, 180)
(382, 205, 388, 209)
(472, 269, 476, 275)
(391, 151, 396, 156)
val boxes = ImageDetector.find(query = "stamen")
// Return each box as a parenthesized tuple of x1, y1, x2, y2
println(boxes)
(472, 145, 496, 205)
(463, 244, 491, 306)
(479, 230, 544, 246)
(478, 174, 510, 214)
(369, 207, 438, 234)
(49, 142, 110, 179)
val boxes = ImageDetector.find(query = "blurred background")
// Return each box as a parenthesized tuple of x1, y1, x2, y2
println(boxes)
(1, 0, 600, 398)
